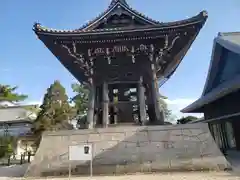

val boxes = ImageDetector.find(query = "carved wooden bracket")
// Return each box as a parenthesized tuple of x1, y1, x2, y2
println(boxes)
(61, 42, 92, 77)
(156, 35, 180, 65)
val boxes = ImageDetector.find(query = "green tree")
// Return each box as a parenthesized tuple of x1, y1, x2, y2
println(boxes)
(0, 136, 16, 158)
(159, 97, 172, 121)
(0, 85, 28, 102)
(71, 83, 89, 115)
(177, 116, 199, 124)
(71, 83, 90, 129)
(32, 80, 74, 146)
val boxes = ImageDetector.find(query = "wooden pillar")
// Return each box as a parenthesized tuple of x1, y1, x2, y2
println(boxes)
(113, 106, 118, 125)
(146, 85, 154, 123)
(87, 82, 95, 129)
(102, 82, 109, 127)
(109, 87, 114, 125)
(93, 113, 97, 128)
(94, 86, 99, 127)
(113, 88, 118, 125)
(151, 64, 164, 125)
(138, 76, 147, 125)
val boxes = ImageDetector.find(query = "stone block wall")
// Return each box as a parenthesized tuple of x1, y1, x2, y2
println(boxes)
(25, 123, 230, 177)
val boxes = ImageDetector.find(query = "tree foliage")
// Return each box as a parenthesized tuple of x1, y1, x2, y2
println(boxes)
(177, 116, 199, 124)
(71, 83, 89, 115)
(32, 80, 74, 145)
(70, 83, 90, 129)
(0, 136, 16, 158)
(0, 85, 28, 103)
(158, 98, 172, 121)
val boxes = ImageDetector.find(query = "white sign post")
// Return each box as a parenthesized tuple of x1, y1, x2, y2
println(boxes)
(68, 144, 93, 179)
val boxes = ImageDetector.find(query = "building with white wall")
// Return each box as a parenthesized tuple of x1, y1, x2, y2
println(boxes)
(0, 102, 38, 159)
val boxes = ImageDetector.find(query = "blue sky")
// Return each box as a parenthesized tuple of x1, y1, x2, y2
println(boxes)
(1, 0, 240, 118)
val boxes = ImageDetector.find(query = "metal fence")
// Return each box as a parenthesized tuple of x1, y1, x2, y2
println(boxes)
(0, 123, 35, 166)
(0, 151, 35, 166)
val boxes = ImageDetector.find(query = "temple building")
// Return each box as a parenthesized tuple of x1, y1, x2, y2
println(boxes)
(34, 0, 207, 128)
(182, 32, 240, 152)
(0, 102, 37, 159)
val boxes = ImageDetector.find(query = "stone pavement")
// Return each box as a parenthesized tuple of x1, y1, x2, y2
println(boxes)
(2, 172, 240, 180)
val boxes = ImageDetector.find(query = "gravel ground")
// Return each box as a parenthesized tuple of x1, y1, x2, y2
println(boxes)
(1, 172, 240, 180)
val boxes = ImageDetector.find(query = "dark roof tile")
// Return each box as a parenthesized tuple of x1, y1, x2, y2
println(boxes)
(219, 32, 240, 47)
(33, 11, 207, 34)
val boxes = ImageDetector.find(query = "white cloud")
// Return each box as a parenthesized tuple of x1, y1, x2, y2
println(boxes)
(22, 97, 43, 106)
(165, 98, 195, 106)
(165, 98, 203, 120)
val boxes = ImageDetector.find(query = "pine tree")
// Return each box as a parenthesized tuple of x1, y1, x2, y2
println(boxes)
(0, 85, 28, 103)
(32, 81, 73, 145)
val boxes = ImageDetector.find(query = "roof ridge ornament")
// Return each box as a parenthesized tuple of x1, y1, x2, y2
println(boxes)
(109, 0, 129, 7)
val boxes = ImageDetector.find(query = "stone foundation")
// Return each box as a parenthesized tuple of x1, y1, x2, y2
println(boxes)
(25, 123, 230, 177)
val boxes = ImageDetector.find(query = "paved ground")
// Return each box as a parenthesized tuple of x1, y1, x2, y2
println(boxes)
(1, 172, 240, 180)
(0, 164, 28, 177)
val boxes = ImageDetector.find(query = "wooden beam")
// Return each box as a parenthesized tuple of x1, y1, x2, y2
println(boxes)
(107, 81, 138, 85)
(151, 64, 164, 125)
(87, 81, 95, 129)
(138, 76, 147, 125)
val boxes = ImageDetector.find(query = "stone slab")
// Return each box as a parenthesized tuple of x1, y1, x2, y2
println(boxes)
(25, 123, 231, 177)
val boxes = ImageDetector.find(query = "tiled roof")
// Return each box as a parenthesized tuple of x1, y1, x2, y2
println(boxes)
(33, 11, 207, 34)
(181, 32, 240, 113)
(0, 107, 35, 122)
(0, 101, 16, 107)
(218, 32, 240, 47)
(33, 0, 207, 35)
(182, 74, 240, 113)
(79, 0, 160, 31)
(109, 0, 129, 7)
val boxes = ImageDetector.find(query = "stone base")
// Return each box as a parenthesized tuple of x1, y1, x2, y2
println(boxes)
(25, 124, 231, 177)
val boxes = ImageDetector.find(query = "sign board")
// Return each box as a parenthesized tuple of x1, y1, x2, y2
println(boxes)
(69, 144, 92, 161)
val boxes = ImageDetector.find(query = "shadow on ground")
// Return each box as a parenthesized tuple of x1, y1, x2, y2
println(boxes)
(0, 164, 29, 178)
(25, 123, 231, 178)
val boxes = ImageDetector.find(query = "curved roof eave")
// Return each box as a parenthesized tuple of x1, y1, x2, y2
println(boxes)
(159, 29, 202, 87)
(182, 32, 240, 113)
(33, 11, 207, 35)
(181, 74, 240, 113)
(202, 33, 240, 96)
(79, 1, 159, 31)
